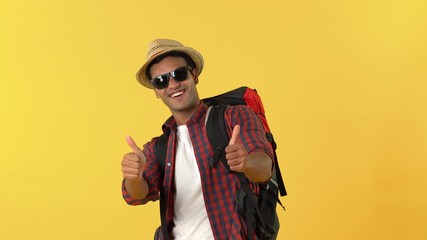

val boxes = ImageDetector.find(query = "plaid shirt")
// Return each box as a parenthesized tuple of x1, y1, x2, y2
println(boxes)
(122, 102, 274, 239)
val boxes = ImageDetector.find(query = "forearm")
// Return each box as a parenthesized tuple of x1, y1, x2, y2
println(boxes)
(243, 151, 273, 183)
(124, 178, 149, 200)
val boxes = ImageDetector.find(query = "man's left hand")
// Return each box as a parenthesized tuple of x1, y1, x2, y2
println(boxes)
(225, 125, 247, 172)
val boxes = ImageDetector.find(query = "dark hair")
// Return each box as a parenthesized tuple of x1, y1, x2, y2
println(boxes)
(146, 51, 196, 80)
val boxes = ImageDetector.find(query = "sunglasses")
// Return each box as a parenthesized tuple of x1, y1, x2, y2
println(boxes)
(150, 66, 193, 90)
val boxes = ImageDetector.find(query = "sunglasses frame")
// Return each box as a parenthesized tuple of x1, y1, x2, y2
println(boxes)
(150, 66, 193, 90)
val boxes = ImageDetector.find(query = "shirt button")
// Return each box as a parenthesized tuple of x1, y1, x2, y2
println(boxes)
(167, 162, 171, 167)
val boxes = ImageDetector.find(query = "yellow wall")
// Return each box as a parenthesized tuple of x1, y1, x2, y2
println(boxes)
(1, 0, 426, 239)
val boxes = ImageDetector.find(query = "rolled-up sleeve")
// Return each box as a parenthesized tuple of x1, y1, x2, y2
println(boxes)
(225, 105, 274, 161)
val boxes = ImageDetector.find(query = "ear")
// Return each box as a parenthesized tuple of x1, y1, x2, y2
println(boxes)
(192, 68, 199, 85)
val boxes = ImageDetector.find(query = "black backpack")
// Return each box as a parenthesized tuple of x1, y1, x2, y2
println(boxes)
(155, 86, 287, 240)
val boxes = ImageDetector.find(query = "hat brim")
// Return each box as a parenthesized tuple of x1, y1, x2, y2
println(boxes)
(136, 46, 204, 89)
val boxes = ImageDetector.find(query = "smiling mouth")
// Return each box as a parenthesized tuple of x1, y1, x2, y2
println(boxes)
(169, 89, 185, 98)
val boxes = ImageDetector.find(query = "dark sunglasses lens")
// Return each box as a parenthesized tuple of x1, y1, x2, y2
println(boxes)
(153, 75, 169, 89)
(173, 68, 189, 81)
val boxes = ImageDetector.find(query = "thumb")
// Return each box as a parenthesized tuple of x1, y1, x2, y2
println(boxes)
(126, 135, 143, 156)
(228, 125, 241, 145)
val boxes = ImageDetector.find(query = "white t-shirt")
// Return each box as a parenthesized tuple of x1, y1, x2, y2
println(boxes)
(172, 125, 214, 240)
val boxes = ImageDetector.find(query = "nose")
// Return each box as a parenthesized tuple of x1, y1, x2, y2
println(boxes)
(167, 76, 181, 89)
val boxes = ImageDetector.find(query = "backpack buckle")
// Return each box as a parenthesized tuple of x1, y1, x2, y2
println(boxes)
(209, 143, 226, 168)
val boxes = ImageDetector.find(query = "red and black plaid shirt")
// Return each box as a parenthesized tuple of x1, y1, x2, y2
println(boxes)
(122, 102, 274, 239)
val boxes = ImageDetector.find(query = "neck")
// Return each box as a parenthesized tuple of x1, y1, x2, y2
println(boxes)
(172, 101, 200, 126)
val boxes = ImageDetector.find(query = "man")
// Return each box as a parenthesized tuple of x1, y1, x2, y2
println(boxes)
(121, 39, 274, 239)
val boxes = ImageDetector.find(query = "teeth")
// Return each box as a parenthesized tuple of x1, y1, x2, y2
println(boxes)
(170, 90, 184, 98)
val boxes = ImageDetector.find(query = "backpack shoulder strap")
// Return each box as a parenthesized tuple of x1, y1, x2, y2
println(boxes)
(206, 105, 259, 239)
(266, 132, 287, 197)
(155, 133, 168, 171)
(154, 133, 170, 239)
(206, 105, 233, 173)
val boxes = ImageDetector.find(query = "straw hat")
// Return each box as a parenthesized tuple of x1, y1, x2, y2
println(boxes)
(136, 39, 204, 89)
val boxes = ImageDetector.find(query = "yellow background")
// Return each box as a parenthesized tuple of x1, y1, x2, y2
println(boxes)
(1, 0, 426, 239)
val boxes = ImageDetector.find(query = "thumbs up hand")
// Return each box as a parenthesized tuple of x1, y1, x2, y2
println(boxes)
(121, 135, 146, 182)
(225, 125, 247, 172)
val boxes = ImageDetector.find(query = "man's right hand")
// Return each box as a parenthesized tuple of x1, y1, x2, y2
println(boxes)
(122, 135, 146, 182)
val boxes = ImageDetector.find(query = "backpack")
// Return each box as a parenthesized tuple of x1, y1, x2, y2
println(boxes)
(155, 86, 287, 240)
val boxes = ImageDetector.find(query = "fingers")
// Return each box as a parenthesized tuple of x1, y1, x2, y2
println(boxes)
(126, 135, 143, 156)
(227, 158, 245, 172)
(122, 152, 144, 181)
(122, 153, 140, 164)
(226, 149, 245, 162)
(122, 167, 139, 175)
(228, 124, 240, 145)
